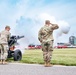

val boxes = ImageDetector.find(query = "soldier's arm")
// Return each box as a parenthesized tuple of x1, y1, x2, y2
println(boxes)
(38, 28, 43, 43)
(51, 24, 59, 30)
(7, 33, 11, 41)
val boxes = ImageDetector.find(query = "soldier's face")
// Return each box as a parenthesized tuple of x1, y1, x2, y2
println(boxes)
(6, 28, 10, 31)
(47, 21, 50, 25)
(47, 22, 51, 25)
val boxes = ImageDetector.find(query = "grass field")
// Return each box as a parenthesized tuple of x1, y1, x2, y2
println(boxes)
(20, 48, 76, 66)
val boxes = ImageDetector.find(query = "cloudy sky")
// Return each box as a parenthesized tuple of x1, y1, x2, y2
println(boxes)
(0, 0, 76, 46)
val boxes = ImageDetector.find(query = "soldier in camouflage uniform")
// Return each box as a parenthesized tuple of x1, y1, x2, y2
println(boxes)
(0, 26, 11, 64)
(38, 20, 59, 67)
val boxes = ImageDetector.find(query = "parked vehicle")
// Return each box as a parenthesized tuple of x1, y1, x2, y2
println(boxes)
(28, 44, 42, 49)
(35, 45, 42, 49)
(28, 44, 35, 49)
(54, 45, 67, 49)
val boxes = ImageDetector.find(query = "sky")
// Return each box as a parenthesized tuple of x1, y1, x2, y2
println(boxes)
(0, 0, 76, 46)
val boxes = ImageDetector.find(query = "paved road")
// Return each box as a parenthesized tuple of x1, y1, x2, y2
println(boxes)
(0, 63, 76, 75)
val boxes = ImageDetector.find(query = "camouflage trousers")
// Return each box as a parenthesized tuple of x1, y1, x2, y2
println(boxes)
(41, 40, 53, 62)
(0, 44, 8, 60)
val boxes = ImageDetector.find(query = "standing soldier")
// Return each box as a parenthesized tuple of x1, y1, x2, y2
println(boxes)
(0, 26, 11, 64)
(38, 20, 59, 67)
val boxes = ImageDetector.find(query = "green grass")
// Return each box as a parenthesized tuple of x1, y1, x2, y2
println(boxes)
(8, 48, 76, 66)
(20, 48, 76, 66)
(52, 48, 76, 66)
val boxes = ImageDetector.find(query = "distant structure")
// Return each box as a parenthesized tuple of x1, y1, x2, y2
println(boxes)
(69, 36, 76, 45)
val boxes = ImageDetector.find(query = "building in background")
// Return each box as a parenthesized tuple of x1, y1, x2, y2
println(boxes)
(69, 36, 76, 45)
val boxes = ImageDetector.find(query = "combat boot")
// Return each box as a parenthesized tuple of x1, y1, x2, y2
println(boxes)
(47, 62, 53, 67)
(0, 60, 3, 64)
(44, 61, 48, 67)
(2, 60, 8, 64)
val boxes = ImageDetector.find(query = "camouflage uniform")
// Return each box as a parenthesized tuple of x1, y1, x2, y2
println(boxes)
(38, 24, 59, 64)
(0, 30, 11, 60)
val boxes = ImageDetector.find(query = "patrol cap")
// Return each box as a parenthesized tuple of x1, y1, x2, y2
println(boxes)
(5, 25, 10, 29)
(45, 20, 51, 24)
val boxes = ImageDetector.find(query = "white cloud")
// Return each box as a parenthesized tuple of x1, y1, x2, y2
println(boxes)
(0, 0, 75, 48)
(14, 12, 70, 47)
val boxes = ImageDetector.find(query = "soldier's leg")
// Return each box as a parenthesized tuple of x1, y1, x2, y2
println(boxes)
(2, 45, 8, 64)
(0, 45, 3, 64)
(0, 52, 2, 64)
(41, 42, 48, 66)
(47, 41, 54, 66)
(0, 49, 1, 60)
(0, 52, 3, 63)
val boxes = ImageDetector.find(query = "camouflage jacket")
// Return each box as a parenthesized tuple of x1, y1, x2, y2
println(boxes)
(38, 24, 59, 43)
(0, 30, 11, 44)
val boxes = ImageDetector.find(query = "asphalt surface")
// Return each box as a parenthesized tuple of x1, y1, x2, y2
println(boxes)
(0, 63, 76, 75)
